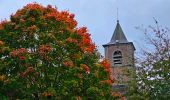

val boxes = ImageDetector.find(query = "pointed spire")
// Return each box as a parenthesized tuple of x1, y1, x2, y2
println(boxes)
(110, 21, 128, 43)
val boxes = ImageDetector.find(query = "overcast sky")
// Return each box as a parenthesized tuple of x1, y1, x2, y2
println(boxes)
(1, 0, 170, 55)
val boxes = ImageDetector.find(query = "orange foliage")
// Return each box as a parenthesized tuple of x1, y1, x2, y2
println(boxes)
(100, 80, 112, 85)
(100, 59, 114, 82)
(38, 44, 52, 54)
(10, 48, 28, 61)
(25, 3, 44, 12)
(100, 59, 111, 73)
(27, 25, 37, 31)
(80, 64, 90, 74)
(19, 56, 26, 61)
(11, 3, 94, 54)
(0, 75, 6, 81)
(0, 20, 8, 30)
(45, 9, 77, 30)
(112, 92, 126, 100)
(0, 41, 4, 45)
(19, 67, 34, 78)
(76, 27, 95, 53)
(66, 37, 78, 44)
(63, 60, 74, 68)
(42, 92, 52, 97)
(0, 3, 113, 98)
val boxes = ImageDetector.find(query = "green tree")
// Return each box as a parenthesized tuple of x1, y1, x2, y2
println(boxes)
(128, 21, 170, 100)
(0, 3, 113, 99)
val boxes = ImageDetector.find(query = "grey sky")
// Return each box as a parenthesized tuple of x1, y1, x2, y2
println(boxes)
(1, 0, 170, 55)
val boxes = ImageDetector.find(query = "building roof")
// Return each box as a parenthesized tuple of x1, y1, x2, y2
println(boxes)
(110, 20, 128, 43)
(103, 20, 136, 48)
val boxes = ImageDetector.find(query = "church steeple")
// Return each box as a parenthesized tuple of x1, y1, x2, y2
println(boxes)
(110, 21, 128, 44)
(103, 18, 135, 94)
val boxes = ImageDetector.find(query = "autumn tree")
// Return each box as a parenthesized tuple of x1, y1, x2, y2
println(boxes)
(0, 3, 113, 99)
(128, 21, 170, 100)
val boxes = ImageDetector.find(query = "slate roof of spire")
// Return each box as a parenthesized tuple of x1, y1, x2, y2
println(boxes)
(103, 20, 135, 50)
(103, 20, 130, 46)
(110, 20, 128, 43)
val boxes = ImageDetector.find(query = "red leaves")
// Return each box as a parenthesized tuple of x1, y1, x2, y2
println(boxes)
(46, 12, 59, 20)
(112, 92, 123, 97)
(66, 27, 95, 54)
(45, 9, 77, 30)
(76, 27, 87, 35)
(99, 60, 113, 85)
(0, 24, 3, 30)
(28, 25, 37, 31)
(0, 20, 8, 30)
(100, 59, 110, 73)
(38, 44, 52, 54)
(10, 3, 95, 55)
(19, 56, 26, 61)
(42, 92, 53, 97)
(80, 64, 90, 74)
(100, 59, 114, 82)
(76, 27, 95, 54)
(12, 3, 78, 32)
(66, 37, 78, 44)
(0, 41, 4, 45)
(10, 48, 28, 61)
(82, 34, 91, 45)
(63, 60, 74, 68)
(25, 3, 44, 12)
(83, 44, 95, 53)
(70, 14, 75, 19)
(100, 80, 112, 85)
(29, 17, 35, 22)
(38, 44, 52, 61)
(20, 67, 34, 78)
(27, 67, 34, 73)
(19, 19, 25, 23)
(20, 72, 27, 78)
(0, 3, 114, 98)
(19, 48, 28, 53)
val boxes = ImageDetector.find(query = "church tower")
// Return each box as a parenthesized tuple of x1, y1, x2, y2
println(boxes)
(103, 20, 135, 92)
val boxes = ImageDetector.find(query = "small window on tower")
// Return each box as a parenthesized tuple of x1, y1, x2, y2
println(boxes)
(113, 51, 122, 66)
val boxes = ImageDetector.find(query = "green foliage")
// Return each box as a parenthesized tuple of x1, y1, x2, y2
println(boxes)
(128, 23, 170, 100)
(0, 3, 113, 99)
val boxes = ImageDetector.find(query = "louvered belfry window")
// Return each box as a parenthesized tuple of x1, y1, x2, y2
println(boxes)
(113, 51, 122, 65)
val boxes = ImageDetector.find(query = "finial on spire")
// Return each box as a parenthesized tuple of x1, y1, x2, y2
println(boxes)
(117, 7, 119, 23)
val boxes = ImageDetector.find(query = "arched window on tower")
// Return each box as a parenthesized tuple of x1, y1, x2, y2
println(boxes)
(113, 51, 122, 66)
